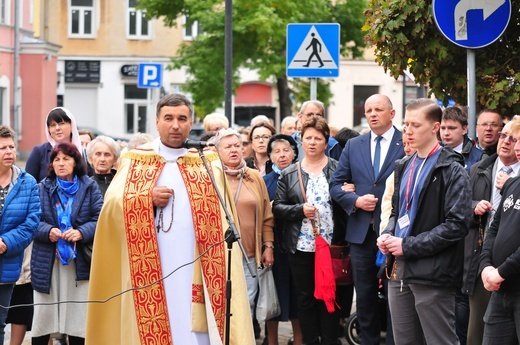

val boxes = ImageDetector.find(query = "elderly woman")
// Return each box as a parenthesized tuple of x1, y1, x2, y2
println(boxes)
(86, 135, 121, 197)
(26, 107, 83, 183)
(203, 113, 229, 133)
(273, 116, 341, 345)
(0, 126, 40, 345)
(31, 142, 103, 345)
(263, 134, 302, 345)
(246, 122, 276, 176)
(213, 128, 275, 320)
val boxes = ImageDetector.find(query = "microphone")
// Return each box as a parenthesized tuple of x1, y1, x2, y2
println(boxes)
(181, 139, 215, 150)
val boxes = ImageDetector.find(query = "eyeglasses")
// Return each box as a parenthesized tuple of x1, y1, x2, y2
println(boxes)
(252, 135, 271, 142)
(498, 132, 518, 143)
(477, 122, 501, 129)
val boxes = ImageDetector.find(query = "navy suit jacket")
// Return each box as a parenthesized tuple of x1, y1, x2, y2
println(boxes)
(330, 127, 404, 244)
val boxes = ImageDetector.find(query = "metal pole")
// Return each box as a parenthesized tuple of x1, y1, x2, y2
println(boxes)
(402, 74, 406, 119)
(13, 0, 20, 136)
(310, 78, 317, 100)
(467, 49, 476, 139)
(147, 88, 151, 133)
(224, 0, 233, 124)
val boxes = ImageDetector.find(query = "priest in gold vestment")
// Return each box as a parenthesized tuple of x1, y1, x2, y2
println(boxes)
(86, 94, 255, 345)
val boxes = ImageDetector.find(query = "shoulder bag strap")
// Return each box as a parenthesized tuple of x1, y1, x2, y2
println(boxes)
(297, 162, 319, 236)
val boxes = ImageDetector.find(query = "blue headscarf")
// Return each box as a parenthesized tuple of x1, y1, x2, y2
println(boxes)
(55, 176, 80, 265)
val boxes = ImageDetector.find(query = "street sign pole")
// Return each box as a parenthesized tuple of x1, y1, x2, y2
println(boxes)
(224, 0, 233, 125)
(147, 88, 152, 134)
(433, 0, 511, 139)
(467, 49, 476, 139)
(310, 78, 317, 101)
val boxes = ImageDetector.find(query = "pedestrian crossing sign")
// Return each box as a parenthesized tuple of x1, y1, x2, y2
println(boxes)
(286, 23, 340, 78)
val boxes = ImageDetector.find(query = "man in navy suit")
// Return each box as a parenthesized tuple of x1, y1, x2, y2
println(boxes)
(330, 94, 404, 345)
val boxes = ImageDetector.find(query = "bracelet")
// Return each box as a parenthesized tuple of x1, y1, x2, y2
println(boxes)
(263, 244, 274, 249)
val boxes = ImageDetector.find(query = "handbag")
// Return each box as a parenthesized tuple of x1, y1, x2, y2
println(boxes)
(256, 266, 281, 323)
(329, 244, 353, 285)
(297, 163, 353, 287)
(79, 242, 93, 265)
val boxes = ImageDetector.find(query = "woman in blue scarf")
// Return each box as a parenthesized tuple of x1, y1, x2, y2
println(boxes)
(31, 142, 103, 345)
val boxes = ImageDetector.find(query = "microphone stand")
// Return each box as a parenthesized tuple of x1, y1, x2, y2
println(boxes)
(195, 148, 256, 345)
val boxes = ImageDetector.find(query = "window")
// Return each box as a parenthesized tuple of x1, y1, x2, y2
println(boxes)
(183, 16, 202, 41)
(0, 87, 4, 124)
(69, 0, 95, 37)
(124, 85, 147, 134)
(0, 0, 9, 25)
(353, 85, 379, 128)
(128, 0, 150, 39)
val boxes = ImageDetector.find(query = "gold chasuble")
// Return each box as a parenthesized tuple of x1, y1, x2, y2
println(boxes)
(86, 144, 254, 345)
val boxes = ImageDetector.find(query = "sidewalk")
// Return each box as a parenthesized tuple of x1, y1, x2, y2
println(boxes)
(6, 322, 350, 344)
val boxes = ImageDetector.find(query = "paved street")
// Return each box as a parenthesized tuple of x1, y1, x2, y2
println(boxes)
(6, 320, 354, 344)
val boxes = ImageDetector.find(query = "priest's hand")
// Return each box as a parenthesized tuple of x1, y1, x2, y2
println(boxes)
(153, 186, 174, 207)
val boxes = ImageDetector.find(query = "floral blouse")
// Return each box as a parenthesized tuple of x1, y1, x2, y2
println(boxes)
(296, 170, 334, 252)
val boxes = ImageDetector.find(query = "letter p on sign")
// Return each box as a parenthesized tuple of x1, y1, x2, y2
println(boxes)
(138, 63, 163, 88)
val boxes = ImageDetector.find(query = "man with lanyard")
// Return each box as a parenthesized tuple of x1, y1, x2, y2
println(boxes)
(86, 93, 254, 345)
(377, 98, 471, 344)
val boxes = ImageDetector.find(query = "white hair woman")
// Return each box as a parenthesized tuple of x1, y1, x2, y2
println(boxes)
(263, 134, 302, 345)
(86, 135, 121, 197)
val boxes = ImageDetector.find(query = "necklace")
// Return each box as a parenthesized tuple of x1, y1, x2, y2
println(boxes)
(157, 189, 175, 232)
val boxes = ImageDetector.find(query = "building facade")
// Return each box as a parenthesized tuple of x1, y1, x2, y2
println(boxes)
(4, 0, 421, 157)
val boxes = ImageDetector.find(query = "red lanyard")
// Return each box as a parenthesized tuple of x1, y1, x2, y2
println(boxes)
(405, 143, 440, 210)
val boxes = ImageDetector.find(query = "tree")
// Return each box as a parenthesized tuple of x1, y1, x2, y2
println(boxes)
(363, 0, 520, 117)
(139, 0, 367, 117)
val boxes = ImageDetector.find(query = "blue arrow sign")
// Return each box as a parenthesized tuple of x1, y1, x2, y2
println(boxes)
(433, 0, 511, 49)
(138, 63, 163, 88)
(286, 23, 340, 78)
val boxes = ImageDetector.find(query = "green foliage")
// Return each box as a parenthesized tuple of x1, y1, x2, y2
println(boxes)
(364, 0, 520, 117)
(140, 0, 368, 115)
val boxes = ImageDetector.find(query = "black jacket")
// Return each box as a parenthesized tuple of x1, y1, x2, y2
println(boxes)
(479, 176, 520, 292)
(273, 158, 346, 253)
(462, 154, 496, 295)
(91, 169, 117, 197)
(383, 145, 472, 287)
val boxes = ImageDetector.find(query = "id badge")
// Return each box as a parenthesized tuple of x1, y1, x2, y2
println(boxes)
(398, 213, 410, 228)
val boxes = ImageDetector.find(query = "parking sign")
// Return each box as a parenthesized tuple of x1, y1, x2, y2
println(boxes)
(138, 63, 163, 88)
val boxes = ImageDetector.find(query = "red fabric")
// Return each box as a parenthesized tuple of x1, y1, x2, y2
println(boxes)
(314, 236, 337, 313)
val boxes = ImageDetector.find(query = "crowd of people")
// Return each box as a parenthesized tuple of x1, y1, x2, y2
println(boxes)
(0, 92, 518, 345)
